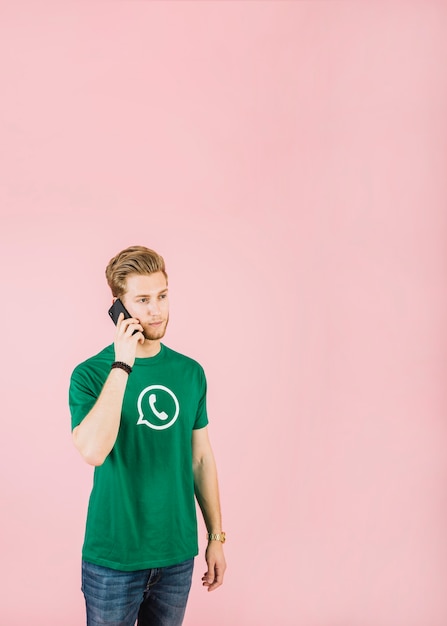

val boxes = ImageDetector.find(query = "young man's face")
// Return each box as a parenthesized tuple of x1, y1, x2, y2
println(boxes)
(121, 272, 169, 341)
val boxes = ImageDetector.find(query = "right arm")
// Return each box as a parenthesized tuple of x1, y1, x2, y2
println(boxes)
(72, 313, 143, 466)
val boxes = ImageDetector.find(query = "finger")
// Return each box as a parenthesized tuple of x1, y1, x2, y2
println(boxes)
(118, 313, 139, 327)
(121, 320, 143, 336)
(201, 566, 220, 588)
(202, 569, 212, 583)
(207, 566, 224, 592)
(201, 568, 213, 587)
(125, 324, 143, 337)
(119, 316, 138, 329)
(114, 313, 126, 336)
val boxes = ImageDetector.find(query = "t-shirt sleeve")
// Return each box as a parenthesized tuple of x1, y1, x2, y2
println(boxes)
(193, 366, 209, 430)
(69, 365, 100, 430)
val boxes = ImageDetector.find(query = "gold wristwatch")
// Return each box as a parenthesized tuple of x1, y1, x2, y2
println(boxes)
(207, 532, 226, 544)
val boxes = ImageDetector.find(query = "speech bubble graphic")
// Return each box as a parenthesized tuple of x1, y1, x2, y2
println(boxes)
(137, 385, 179, 430)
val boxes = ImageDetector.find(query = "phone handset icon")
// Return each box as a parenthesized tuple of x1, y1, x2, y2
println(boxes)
(149, 393, 169, 421)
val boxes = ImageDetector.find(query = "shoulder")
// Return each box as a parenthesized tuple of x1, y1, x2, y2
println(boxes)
(163, 346, 208, 397)
(161, 349, 210, 420)
(162, 345, 206, 375)
(71, 345, 114, 380)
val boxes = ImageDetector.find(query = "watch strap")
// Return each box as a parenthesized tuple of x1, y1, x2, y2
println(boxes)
(207, 532, 226, 543)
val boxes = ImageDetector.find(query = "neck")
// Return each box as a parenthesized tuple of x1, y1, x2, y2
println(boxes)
(136, 339, 162, 358)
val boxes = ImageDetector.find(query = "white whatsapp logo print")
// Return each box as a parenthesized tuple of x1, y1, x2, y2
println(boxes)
(137, 385, 179, 430)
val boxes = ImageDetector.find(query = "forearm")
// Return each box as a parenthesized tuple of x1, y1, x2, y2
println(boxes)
(193, 442, 226, 592)
(73, 368, 129, 466)
(193, 452, 223, 534)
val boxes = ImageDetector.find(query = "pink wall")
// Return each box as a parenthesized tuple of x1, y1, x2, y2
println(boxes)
(1, 2, 447, 624)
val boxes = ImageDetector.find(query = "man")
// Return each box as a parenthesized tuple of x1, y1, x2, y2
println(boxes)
(69, 245, 226, 626)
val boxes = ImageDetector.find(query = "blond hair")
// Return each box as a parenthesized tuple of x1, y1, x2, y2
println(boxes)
(105, 245, 167, 298)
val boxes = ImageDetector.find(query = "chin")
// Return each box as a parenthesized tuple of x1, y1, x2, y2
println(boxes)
(145, 332, 166, 341)
(144, 322, 167, 341)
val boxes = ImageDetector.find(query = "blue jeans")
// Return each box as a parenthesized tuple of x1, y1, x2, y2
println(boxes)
(82, 558, 194, 626)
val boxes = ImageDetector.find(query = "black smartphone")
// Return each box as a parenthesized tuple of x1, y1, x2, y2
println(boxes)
(108, 299, 132, 325)
(108, 300, 141, 336)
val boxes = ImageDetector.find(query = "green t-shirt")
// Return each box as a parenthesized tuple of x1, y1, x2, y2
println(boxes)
(69, 343, 208, 571)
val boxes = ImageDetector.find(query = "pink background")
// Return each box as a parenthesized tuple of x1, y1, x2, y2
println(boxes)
(1, 2, 447, 624)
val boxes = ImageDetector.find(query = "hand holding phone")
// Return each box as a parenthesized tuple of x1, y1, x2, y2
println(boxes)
(109, 299, 143, 337)
(108, 299, 132, 326)
(108, 299, 144, 367)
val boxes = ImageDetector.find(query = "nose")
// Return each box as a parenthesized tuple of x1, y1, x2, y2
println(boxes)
(147, 300, 161, 315)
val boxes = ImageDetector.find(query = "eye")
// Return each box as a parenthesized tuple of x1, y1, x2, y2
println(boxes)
(139, 298, 148, 304)
(159, 294, 167, 300)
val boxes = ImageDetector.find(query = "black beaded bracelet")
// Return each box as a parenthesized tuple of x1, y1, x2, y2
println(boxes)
(111, 361, 132, 375)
